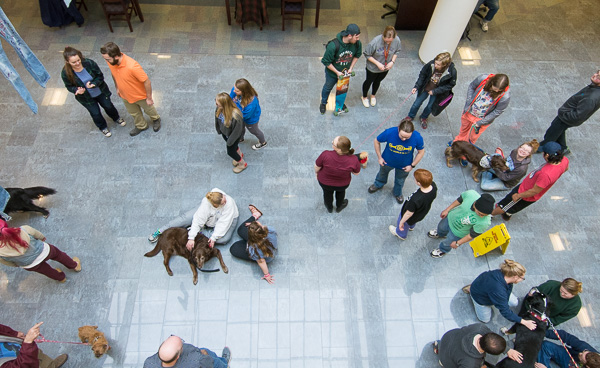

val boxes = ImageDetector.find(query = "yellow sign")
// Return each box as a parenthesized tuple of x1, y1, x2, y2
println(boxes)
(469, 224, 511, 257)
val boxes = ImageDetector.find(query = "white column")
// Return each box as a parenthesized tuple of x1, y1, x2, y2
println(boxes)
(419, 0, 479, 63)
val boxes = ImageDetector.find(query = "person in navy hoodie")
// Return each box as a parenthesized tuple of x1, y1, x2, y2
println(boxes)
(230, 78, 267, 150)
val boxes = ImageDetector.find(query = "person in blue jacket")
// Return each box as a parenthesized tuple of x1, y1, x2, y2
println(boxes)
(230, 78, 267, 150)
(536, 329, 600, 368)
(462, 259, 537, 331)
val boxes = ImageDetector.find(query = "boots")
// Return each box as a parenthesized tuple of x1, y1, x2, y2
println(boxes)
(233, 149, 244, 166)
(233, 159, 247, 173)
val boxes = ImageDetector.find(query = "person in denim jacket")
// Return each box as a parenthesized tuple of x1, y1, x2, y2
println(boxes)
(61, 46, 125, 137)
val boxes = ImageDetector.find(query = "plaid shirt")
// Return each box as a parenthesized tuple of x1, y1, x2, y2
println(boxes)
(61, 58, 112, 108)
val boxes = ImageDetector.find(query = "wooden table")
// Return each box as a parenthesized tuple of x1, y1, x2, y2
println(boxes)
(226, 0, 319, 28)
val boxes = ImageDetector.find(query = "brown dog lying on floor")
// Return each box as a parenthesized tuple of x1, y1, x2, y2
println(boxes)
(445, 141, 509, 182)
(78, 325, 110, 358)
(144, 227, 229, 285)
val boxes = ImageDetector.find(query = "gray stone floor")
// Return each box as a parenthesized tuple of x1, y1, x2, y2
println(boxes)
(0, 0, 599, 367)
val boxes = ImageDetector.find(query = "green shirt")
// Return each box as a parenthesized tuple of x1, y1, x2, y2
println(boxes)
(538, 280, 582, 325)
(321, 33, 362, 78)
(447, 190, 491, 238)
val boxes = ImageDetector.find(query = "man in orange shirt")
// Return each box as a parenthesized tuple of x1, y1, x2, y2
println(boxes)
(100, 42, 161, 136)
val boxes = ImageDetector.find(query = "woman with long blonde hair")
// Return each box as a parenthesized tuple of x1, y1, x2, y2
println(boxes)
(215, 92, 247, 173)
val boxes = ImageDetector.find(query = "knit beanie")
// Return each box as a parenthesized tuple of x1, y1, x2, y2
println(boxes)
(474, 193, 495, 215)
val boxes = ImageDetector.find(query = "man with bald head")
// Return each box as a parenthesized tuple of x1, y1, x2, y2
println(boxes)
(143, 335, 231, 367)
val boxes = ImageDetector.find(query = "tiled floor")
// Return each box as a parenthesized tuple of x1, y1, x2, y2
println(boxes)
(0, 0, 599, 367)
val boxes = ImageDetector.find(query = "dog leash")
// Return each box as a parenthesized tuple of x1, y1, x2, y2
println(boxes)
(355, 92, 413, 149)
(34, 334, 90, 345)
(546, 321, 580, 368)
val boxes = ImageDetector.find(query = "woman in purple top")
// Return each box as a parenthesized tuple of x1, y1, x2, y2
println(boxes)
(314, 136, 361, 213)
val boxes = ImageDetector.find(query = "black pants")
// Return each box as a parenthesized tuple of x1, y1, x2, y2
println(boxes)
(362, 69, 389, 97)
(540, 116, 571, 150)
(319, 182, 349, 210)
(222, 134, 242, 161)
(81, 93, 120, 130)
(229, 216, 254, 261)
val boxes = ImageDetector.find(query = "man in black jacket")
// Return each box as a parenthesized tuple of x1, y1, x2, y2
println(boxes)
(539, 70, 600, 153)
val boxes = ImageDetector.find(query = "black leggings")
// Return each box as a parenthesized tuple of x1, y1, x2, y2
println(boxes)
(229, 216, 254, 261)
(362, 69, 389, 97)
(222, 134, 242, 161)
(318, 182, 349, 210)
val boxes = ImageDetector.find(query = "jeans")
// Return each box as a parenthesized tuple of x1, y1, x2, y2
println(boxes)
(537, 341, 572, 368)
(470, 292, 518, 323)
(408, 91, 436, 119)
(321, 69, 338, 104)
(394, 215, 415, 238)
(198, 347, 229, 368)
(540, 116, 570, 150)
(374, 165, 410, 197)
(25, 244, 78, 281)
(157, 203, 239, 245)
(480, 171, 508, 191)
(435, 216, 462, 253)
(362, 69, 388, 97)
(0, 7, 51, 114)
(475, 0, 500, 22)
(83, 94, 120, 130)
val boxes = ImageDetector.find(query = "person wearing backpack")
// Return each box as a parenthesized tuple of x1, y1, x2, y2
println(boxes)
(319, 24, 362, 115)
(453, 73, 510, 145)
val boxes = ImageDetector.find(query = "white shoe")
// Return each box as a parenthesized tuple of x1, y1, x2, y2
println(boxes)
(370, 96, 377, 106)
(480, 20, 489, 32)
(361, 97, 369, 108)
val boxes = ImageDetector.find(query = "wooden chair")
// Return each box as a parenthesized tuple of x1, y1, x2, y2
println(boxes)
(281, 0, 304, 31)
(99, 0, 141, 32)
(75, 0, 87, 11)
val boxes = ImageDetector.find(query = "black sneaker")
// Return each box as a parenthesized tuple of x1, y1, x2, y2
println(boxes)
(342, 104, 349, 113)
(368, 184, 381, 193)
(501, 213, 511, 221)
(319, 103, 326, 114)
(336, 199, 348, 213)
(222, 347, 231, 364)
(152, 117, 161, 132)
(395, 195, 404, 204)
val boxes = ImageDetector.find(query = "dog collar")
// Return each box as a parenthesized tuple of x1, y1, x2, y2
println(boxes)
(93, 336, 101, 343)
(479, 155, 491, 169)
(529, 310, 548, 322)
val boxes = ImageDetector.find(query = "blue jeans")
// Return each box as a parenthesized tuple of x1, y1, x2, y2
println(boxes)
(83, 94, 120, 130)
(470, 292, 518, 323)
(480, 171, 508, 191)
(373, 165, 409, 197)
(0, 7, 51, 114)
(408, 90, 436, 119)
(475, 0, 500, 22)
(537, 341, 572, 368)
(199, 347, 229, 368)
(435, 216, 462, 253)
(321, 69, 338, 104)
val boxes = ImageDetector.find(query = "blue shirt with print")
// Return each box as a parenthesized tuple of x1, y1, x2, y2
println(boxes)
(377, 127, 424, 169)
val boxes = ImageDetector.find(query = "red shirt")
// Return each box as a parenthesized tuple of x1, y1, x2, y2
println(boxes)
(518, 157, 569, 202)
(315, 150, 360, 187)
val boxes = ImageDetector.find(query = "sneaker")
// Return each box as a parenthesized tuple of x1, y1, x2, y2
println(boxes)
(152, 117, 161, 132)
(252, 141, 267, 150)
(403, 116, 413, 122)
(462, 284, 471, 294)
(222, 347, 232, 364)
(395, 195, 404, 204)
(233, 162, 247, 173)
(361, 97, 370, 108)
(101, 128, 112, 137)
(432, 341, 439, 355)
(52, 354, 68, 368)
(501, 213, 511, 221)
(239, 138, 245, 143)
(480, 20, 489, 32)
(336, 199, 348, 213)
(368, 184, 381, 193)
(370, 96, 376, 106)
(342, 104, 349, 113)
(319, 103, 326, 114)
(389, 225, 405, 240)
(116, 118, 126, 126)
(430, 249, 446, 258)
(460, 159, 468, 167)
(148, 229, 161, 243)
(73, 257, 82, 272)
(427, 230, 444, 239)
(408, 224, 415, 231)
(447, 140, 454, 147)
(333, 108, 342, 116)
(325, 204, 333, 213)
(130, 126, 148, 136)
(420, 117, 428, 130)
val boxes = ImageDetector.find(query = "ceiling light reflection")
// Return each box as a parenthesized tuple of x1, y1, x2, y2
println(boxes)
(577, 306, 592, 327)
(548, 232, 565, 251)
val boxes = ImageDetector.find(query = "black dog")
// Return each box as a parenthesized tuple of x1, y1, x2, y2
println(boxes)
(144, 227, 228, 285)
(3, 187, 56, 218)
(496, 288, 549, 368)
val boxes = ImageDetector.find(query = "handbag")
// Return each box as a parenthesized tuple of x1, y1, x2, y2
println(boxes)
(431, 90, 454, 116)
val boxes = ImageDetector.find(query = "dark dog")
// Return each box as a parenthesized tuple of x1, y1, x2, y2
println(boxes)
(144, 227, 228, 285)
(445, 141, 509, 182)
(3, 187, 56, 218)
(495, 288, 549, 368)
